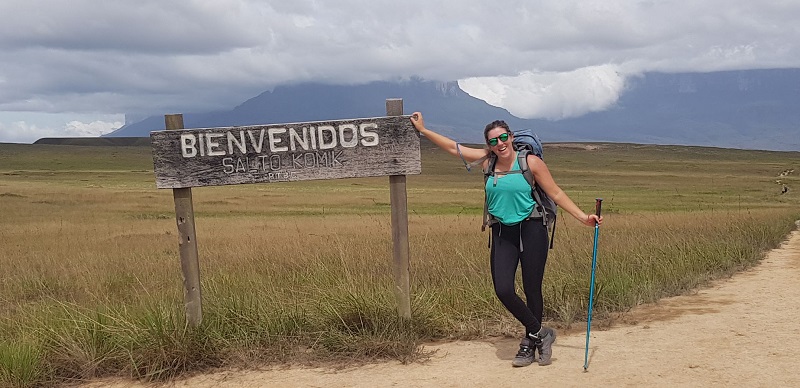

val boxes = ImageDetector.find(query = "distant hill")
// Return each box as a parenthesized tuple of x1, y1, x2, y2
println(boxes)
(108, 69, 800, 151)
(34, 137, 151, 146)
(108, 79, 510, 142)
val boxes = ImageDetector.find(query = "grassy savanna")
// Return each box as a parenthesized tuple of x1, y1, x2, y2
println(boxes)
(1, 140, 798, 387)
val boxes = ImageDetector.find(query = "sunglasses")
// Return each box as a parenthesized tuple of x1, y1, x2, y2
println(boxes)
(487, 132, 510, 146)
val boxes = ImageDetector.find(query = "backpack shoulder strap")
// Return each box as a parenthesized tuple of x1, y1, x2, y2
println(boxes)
(517, 149, 535, 188)
(518, 150, 550, 224)
(481, 153, 498, 232)
(467, 152, 490, 171)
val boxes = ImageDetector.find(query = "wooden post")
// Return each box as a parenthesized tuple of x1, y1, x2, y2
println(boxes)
(165, 114, 203, 327)
(386, 99, 412, 320)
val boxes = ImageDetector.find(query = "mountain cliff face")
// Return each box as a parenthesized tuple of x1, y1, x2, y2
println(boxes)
(110, 79, 508, 140)
(109, 69, 800, 151)
(581, 70, 800, 150)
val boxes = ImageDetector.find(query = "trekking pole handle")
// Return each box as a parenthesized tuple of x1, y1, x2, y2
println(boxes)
(595, 198, 603, 218)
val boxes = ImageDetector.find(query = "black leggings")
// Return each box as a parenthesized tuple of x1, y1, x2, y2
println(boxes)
(490, 218, 549, 335)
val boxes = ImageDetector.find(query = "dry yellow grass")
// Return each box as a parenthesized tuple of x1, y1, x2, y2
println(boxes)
(0, 141, 798, 386)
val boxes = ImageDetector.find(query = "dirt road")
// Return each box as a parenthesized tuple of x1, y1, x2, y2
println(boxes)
(86, 224, 800, 387)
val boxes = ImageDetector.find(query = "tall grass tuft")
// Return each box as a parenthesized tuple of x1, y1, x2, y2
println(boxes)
(543, 210, 799, 326)
(0, 341, 47, 388)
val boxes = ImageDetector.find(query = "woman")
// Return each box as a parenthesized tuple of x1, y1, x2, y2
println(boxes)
(410, 112, 603, 367)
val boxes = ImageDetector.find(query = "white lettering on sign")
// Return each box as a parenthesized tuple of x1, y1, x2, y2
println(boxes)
(227, 131, 247, 154)
(318, 126, 336, 150)
(291, 150, 344, 169)
(206, 133, 225, 156)
(289, 127, 311, 151)
(181, 134, 197, 157)
(222, 155, 282, 174)
(221, 150, 345, 174)
(339, 124, 358, 147)
(269, 127, 288, 152)
(359, 123, 379, 146)
(248, 130, 265, 153)
(179, 123, 381, 158)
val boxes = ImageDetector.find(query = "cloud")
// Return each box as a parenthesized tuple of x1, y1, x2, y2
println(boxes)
(0, 113, 122, 143)
(0, 1, 261, 53)
(459, 65, 626, 120)
(64, 120, 123, 137)
(1, 0, 800, 139)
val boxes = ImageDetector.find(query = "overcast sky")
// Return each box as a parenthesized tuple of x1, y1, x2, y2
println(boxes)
(1, 0, 799, 143)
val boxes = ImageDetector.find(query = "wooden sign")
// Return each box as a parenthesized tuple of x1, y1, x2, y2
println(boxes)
(151, 115, 421, 188)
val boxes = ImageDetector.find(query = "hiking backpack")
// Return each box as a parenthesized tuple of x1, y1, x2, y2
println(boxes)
(481, 129, 558, 249)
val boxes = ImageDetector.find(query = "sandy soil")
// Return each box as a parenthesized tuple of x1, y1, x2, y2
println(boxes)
(84, 224, 800, 387)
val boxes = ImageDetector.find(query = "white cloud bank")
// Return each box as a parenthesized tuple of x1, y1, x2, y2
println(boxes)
(459, 65, 626, 120)
(64, 120, 123, 137)
(0, 113, 122, 143)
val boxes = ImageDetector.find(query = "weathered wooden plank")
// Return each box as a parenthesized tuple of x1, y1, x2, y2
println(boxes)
(150, 116, 421, 188)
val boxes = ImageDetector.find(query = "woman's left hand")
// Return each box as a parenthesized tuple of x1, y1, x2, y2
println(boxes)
(582, 214, 603, 227)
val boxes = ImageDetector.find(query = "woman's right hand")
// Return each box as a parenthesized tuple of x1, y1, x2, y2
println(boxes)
(408, 111, 488, 163)
(410, 112, 425, 132)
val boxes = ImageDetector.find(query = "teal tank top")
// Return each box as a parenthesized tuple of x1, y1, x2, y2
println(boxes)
(485, 153, 535, 225)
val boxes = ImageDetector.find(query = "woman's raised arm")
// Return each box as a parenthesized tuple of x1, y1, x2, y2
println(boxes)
(410, 112, 489, 163)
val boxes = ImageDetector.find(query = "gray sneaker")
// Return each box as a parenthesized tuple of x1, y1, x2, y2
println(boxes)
(511, 337, 536, 367)
(534, 327, 556, 366)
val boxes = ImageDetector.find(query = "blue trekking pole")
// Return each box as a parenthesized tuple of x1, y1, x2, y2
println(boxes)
(583, 198, 602, 372)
